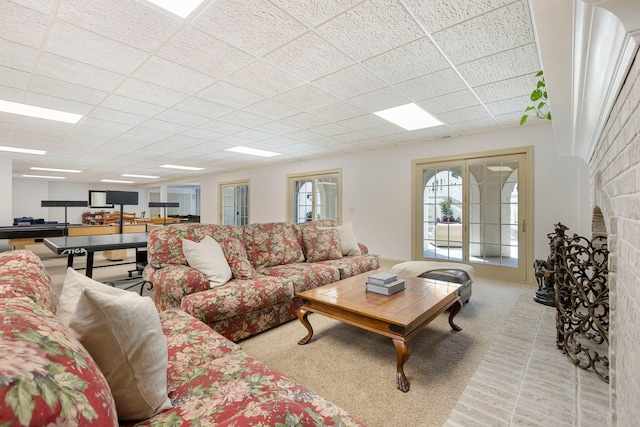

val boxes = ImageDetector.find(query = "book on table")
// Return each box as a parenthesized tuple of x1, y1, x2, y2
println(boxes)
(366, 278, 405, 295)
(367, 272, 398, 285)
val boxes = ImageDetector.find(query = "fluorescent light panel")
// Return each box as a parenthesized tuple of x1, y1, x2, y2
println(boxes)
(0, 145, 46, 155)
(122, 174, 160, 179)
(31, 167, 81, 173)
(0, 100, 82, 124)
(487, 166, 514, 172)
(373, 103, 443, 131)
(225, 146, 281, 158)
(101, 179, 134, 184)
(160, 164, 205, 171)
(23, 175, 65, 179)
(145, 0, 205, 18)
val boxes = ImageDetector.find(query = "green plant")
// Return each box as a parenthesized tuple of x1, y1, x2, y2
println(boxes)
(520, 70, 552, 125)
(440, 197, 453, 219)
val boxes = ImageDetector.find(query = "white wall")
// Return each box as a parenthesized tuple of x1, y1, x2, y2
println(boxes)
(0, 158, 12, 226)
(200, 122, 588, 271)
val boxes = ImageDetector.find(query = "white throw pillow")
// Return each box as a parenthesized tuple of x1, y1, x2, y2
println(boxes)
(57, 267, 130, 326)
(335, 222, 362, 256)
(68, 287, 172, 421)
(182, 236, 232, 288)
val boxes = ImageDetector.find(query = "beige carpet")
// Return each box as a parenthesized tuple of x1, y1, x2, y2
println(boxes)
(28, 244, 536, 427)
(240, 276, 535, 427)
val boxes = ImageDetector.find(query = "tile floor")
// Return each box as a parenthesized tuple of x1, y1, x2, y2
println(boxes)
(444, 293, 611, 427)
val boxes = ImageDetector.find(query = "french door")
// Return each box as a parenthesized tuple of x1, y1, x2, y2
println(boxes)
(415, 150, 531, 281)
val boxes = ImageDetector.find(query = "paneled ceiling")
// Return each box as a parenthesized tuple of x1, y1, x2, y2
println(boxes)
(1, 0, 543, 184)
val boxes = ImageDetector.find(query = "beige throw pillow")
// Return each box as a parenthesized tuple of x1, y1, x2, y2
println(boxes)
(182, 236, 232, 288)
(57, 267, 130, 326)
(322, 222, 362, 256)
(68, 288, 172, 421)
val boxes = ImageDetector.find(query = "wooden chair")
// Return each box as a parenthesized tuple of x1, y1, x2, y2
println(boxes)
(102, 212, 121, 225)
(122, 212, 137, 224)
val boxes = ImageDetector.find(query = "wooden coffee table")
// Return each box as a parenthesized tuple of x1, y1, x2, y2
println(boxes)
(297, 272, 462, 392)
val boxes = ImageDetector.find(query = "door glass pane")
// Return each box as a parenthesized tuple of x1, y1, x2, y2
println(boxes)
(292, 175, 339, 223)
(220, 183, 249, 226)
(422, 166, 463, 261)
(468, 161, 519, 268)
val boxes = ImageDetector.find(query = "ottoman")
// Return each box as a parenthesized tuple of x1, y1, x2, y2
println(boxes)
(390, 261, 473, 304)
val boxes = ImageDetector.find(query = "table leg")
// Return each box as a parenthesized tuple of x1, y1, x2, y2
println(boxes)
(393, 338, 412, 392)
(297, 308, 314, 345)
(66, 254, 74, 269)
(448, 299, 463, 331)
(85, 252, 95, 278)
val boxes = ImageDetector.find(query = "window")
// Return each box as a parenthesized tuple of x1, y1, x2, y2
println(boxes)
(287, 170, 341, 224)
(219, 180, 249, 226)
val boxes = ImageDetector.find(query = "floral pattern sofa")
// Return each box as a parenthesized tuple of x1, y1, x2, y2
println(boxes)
(0, 249, 366, 426)
(144, 221, 379, 341)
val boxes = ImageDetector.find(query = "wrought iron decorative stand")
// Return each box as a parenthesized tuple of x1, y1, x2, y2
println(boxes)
(555, 233, 609, 383)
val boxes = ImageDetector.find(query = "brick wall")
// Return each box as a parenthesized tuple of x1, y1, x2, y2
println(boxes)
(590, 51, 640, 426)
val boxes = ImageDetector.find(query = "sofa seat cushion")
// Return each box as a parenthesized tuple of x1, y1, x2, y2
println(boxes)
(243, 222, 304, 269)
(152, 264, 212, 312)
(319, 254, 381, 279)
(0, 250, 58, 313)
(180, 276, 295, 323)
(141, 310, 365, 427)
(259, 262, 341, 293)
(0, 298, 118, 426)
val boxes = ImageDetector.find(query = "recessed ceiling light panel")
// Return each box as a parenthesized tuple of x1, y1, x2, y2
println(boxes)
(122, 174, 160, 179)
(23, 175, 65, 179)
(160, 164, 205, 171)
(0, 146, 46, 155)
(31, 167, 81, 173)
(0, 100, 82, 124)
(145, 0, 205, 18)
(373, 103, 443, 131)
(101, 179, 135, 184)
(225, 146, 281, 158)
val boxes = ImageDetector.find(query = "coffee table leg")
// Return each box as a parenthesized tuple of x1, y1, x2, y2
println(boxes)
(392, 339, 412, 392)
(448, 299, 463, 331)
(297, 308, 314, 345)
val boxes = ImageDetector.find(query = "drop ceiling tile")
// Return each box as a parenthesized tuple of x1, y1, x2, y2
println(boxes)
(0, 85, 25, 103)
(451, 118, 501, 134)
(0, 1, 49, 47)
(24, 92, 93, 115)
(403, 0, 514, 33)
(269, 0, 361, 28)
(334, 131, 370, 143)
(197, 81, 263, 109)
(224, 60, 305, 97)
(115, 79, 189, 108)
(45, 20, 149, 75)
(141, 119, 189, 134)
(10, 0, 55, 15)
(73, 117, 133, 138)
(362, 37, 449, 84)
(100, 94, 166, 117)
(154, 109, 211, 128)
(121, 125, 173, 140)
(273, 84, 339, 111)
(133, 56, 216, 94)
(174, 97, 234, 120)
(193, 0, 307, 56)
(459, 44, 541, 88)
(283, 129, 324, 142)
(312, 64, 387, 99)
(36, 53, 125, 92)
(0, 39, 38, 72)
(254, 121, 300, 135)
(89, 107, 148, 126)
(418, 90, 479, 114)
(31, 76, 107, 106)
(395, 68, 468, 101)
(57, 0, 180, 52)
(336, 114, 387, 130)
(317, 0, 423, 61)
(181, 128, 225, 141)
(310, 101, 366, 122)
(347, 86, 411, 113)
(361, 123, 405, 137)
(485, 94, 531, 117)
(218, 110, 271, 128)
(198, 120, 246, 135)
(436, 105, 492, 124)
(280, 112, 330, 129)
(0, 66, 30, 90)
(157, 25, 255, 79)
(243, 99, 301, 121)
(308, 122, 353, 137)
(432, 0, 534, 65)
(264, 32, 354, 81)
(234, 128, 275, 141)
(473, 73, 540, 104)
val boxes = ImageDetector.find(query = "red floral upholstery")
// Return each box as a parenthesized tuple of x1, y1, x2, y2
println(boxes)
(259, 262, 341, 293)
(242, 222, 305, 269)
(0, 250, 58, 312)
(301, 226, 343, 262)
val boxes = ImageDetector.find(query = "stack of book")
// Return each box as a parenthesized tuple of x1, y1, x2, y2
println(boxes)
(366, 272, 405, 295)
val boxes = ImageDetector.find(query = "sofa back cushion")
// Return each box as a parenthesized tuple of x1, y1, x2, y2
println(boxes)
(147, 224, 243, 269)
(0, 249, 58, 313)
(243, 222, 305, 270)
(0, 298, 118, 426)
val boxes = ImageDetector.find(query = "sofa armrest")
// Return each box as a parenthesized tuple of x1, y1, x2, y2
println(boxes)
(151, 264, 210, 311)
(358, 242, 369, 255)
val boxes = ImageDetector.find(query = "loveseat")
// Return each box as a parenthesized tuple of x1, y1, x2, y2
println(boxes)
(144, 220, 380, 342)
(0, 249, 366, 426)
